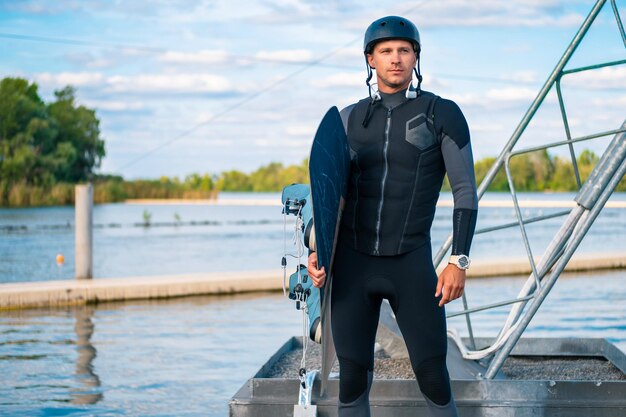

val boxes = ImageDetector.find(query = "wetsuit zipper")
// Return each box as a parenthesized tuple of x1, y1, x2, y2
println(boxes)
(374, 108, 393, 255)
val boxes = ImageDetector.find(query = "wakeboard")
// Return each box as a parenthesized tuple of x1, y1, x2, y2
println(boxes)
(308, 105, 351, 395)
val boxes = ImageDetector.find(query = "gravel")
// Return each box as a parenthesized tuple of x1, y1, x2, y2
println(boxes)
(263, 344, 625, 381)
(501, 356, 626, 381)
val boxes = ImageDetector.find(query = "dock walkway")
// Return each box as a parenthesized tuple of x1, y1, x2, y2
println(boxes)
(1, 253, 624, 310)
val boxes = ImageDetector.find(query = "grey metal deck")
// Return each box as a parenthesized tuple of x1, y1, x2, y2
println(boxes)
(229, 333, 626, 417)
(230, 300, 626, 416)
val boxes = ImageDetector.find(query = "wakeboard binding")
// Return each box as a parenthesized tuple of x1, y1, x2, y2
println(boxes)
(282, 183, 322, 344)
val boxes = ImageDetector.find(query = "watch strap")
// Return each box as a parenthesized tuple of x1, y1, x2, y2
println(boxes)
(449, 254, 470, 270)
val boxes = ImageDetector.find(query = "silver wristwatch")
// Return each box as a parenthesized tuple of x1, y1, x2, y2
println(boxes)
(449, 254, 470, 270)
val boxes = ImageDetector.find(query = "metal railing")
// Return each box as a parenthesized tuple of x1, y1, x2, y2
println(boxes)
(433, 0, 626, 378)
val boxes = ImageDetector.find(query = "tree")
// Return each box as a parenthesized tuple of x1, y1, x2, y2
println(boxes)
(250, 162, 284, 191)
(217, 170, 252, 191)
(0, 78, 52, 188)
(549, 157, 577, 191)
(528, 149, 553, 190)
(0, 77, 106, 205)
(576, 149, 599, 185)
(47, 86, 105, 182)
(474, 157, 509, 191)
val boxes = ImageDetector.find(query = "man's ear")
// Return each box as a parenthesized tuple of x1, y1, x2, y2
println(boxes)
(366, 54, 376, 69)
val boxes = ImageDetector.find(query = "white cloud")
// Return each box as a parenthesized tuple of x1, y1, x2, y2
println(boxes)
(61, 47, 154, 71)
(5, 0, 217, 18)
(246, 0, 337, 24)
(193, 112, 216, 124)
(36, 71, 105, 88)
(443, 92, 484, 107)
(285, 125, 315, 137)
(471, 123, 505, 133)
(532, 117, 579, 130)
(82, 100, 146, 112)
(255, 49, 314, 63)
(502, 43, 534, 54)
(443, 86, 551, 110)
(486, 87, 538, 102)
(64, 52, 118, 69)
(255, 137, 310, 148)
(502, 71, 539, 84)
(592, 95, 626, 107)
(158, 50, 229, 65)
(420, 12, 583, 28)
(34, 71, 235, 95)
(375, 0, 589, 29)
(563, 66, 626, 90)
(422, 74, 448, 89)
(264, 0, 315, 14)
(255, 139, 272, 147)
(249, 0, 585, 28)
(250, 111, 289, 122)
(118, 48, 154, 57)
(327, 46, 365, 62)
(311, 72, 363, 88)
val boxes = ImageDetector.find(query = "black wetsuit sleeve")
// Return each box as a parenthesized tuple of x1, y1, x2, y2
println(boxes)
(435, 98, 478, 256)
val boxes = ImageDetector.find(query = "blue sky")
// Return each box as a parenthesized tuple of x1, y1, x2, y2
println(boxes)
(1, 0, 625, 179)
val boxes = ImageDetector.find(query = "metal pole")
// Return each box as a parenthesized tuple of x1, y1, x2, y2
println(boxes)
(576, 119, 626, 208)
(75, 183, 93, 280)
(485, 127, 626, 379)
(555, 77, 582, 188)
(474, 0, 606, 200)
(433, 0, 607, 267)
(486, 156, 626, 378)
(610, 0, 626, 47)
(482, 121, 626, 356)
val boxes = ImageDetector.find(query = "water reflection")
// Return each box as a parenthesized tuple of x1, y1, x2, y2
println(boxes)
(71, 306, 102, 405)
(0, 276, 623, 416)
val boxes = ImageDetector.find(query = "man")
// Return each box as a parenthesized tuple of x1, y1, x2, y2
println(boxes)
(307, 16, 478, 417)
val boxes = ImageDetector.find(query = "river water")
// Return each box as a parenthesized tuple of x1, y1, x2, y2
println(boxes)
(1, 192, 626, 283)
(0, 192, 625, 416)
(0, 270, 624, 416)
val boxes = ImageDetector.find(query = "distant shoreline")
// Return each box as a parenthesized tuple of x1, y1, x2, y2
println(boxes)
(124, 198, 626, 208)
(3, 190, 625, 209)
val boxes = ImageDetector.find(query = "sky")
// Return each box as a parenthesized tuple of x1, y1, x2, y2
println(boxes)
(1, 0, 625, 179)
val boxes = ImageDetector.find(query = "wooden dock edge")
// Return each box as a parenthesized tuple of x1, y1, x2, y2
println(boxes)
(1, 254, 624, 310)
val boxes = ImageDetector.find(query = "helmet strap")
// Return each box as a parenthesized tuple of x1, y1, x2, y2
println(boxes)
(364, 57, 381, 102)
(362, 58, 380, 128)
(406, 54, 423, 100)
(416, 53, 423, 92)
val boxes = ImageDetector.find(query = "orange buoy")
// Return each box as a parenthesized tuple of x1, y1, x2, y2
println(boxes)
(56, 253, 65, 265)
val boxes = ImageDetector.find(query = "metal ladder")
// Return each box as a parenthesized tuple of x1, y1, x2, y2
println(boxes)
(432, 0, 626, 379)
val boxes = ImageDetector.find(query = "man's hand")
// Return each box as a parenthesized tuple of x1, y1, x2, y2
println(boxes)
(435, 263, 466, 307)
(307, 252, 326, 288)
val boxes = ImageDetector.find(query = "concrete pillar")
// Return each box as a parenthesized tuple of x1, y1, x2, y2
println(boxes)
(75, 184, 93, 279)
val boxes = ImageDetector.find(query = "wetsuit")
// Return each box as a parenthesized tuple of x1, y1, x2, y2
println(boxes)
(331, 89, 478, 416)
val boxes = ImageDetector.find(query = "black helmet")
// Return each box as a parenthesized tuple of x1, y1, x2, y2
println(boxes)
(363, 16, 420, 55)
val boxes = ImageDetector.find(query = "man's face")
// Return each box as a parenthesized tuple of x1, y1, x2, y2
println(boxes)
(366, 39, 416, 94)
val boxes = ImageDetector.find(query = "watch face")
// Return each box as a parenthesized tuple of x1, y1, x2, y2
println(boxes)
(458, 256, 469, 268)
